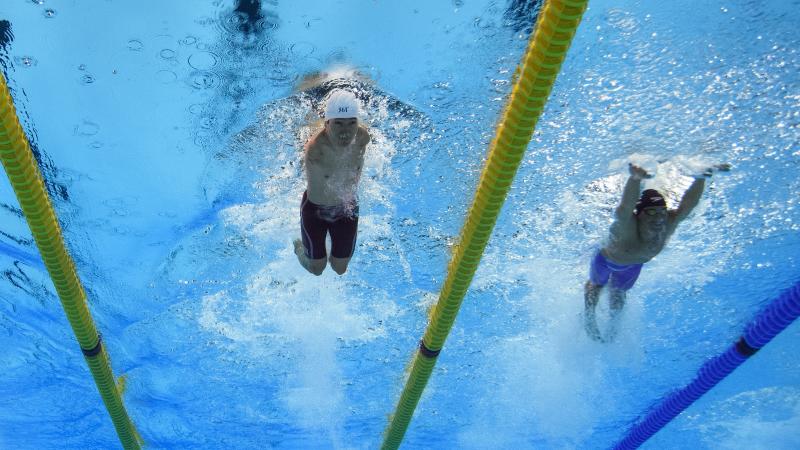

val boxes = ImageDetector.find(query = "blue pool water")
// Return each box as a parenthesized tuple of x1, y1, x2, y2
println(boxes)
(1, 0, 798, 448)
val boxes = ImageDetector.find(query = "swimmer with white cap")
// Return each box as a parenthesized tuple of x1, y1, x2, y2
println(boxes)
(294, 89, 371, 276)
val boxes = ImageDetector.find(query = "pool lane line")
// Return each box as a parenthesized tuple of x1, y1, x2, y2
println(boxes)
(613, 281, 800, 450)
(0, 73, 142, 449)
(380, 1, 591, 448)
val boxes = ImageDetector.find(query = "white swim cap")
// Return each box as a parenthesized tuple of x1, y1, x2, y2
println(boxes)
(324, 89, 359, 120)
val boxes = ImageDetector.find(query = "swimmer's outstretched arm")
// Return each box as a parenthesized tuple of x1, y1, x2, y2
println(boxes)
(615, 164, 648, 218)
(674, 163, 729, 221)
(674, 178, 705, 222)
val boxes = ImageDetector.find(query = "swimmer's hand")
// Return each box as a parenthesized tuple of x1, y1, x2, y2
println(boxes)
(695, 163, 732, 179)
(629, 163, 653, 180)
(713, 162, 732, 173)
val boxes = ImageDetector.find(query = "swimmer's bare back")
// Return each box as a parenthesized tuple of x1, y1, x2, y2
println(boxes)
(304, 125, 370, 206)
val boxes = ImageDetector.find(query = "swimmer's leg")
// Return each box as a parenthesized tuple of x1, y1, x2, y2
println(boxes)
(328, 255, 352, 276)
(609, 288, 626, 312)
(606, 288, 627, 342)
(297, 192, 328, 276)
(584, 281, 604, 342)
(605, 263, 640, 341)
(328, 210, 358, 276)
(294, 239, 327, 276)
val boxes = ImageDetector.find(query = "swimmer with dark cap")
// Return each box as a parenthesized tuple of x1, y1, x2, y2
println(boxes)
(584, 162, 729, 342)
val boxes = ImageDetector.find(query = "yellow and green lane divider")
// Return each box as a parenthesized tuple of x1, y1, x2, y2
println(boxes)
(381, 0, 590, 448)
(0, 73, 141, 449)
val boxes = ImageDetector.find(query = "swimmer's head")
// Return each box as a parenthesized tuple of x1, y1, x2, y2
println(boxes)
(634, 189, 667, 215)
(324, 89, 359, 120)
(324, 90, 359, 147)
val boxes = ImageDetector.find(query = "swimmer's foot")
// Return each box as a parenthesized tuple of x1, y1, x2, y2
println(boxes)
(584, 311, 604, 343)
(294, 239, 309, 268)
(585, 324, 604, 343)
(605, 326, 618, 343)
(294, 238, 312, 272)
(606, 312, 623, 343)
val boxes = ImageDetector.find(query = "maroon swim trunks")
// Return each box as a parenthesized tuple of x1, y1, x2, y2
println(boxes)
(300, 191, 359, 260)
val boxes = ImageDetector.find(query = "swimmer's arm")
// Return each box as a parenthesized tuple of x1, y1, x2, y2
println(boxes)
(358, 125, 371, 148)
(304, 134, 323, 166)
(354, 127, 370, 179)
(673, 178, 705, 222)
(615, 174, 643, 219)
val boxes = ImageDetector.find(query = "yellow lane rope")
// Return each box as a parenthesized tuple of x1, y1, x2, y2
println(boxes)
(381, 1, 590, 448)
(0, 73, 141, 449)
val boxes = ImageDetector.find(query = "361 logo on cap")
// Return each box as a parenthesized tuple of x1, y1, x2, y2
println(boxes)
(338, 107, 348, 113)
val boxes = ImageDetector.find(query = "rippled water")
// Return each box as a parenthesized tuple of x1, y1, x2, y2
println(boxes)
(0, 0, 798, 449)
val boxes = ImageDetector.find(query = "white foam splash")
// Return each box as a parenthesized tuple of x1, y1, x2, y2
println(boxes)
(461, 256, 642, 448)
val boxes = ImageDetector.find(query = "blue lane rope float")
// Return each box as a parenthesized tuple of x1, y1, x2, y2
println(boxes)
(613, 281, 800, 450)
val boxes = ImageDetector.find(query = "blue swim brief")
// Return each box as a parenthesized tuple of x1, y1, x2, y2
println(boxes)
(589, 250, 643, 291)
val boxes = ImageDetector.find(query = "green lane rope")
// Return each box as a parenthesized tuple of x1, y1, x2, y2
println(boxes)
(381, 1, 589, 448)
(0, 73, 141, 449)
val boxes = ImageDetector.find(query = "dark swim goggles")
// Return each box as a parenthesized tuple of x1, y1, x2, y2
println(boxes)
(643, 207, 667, 216)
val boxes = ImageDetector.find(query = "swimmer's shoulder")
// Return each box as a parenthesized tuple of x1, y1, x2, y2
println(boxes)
(357, 124, 371, 147)
(305, 130, 328, 162)
(665, 210, 681, 234)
